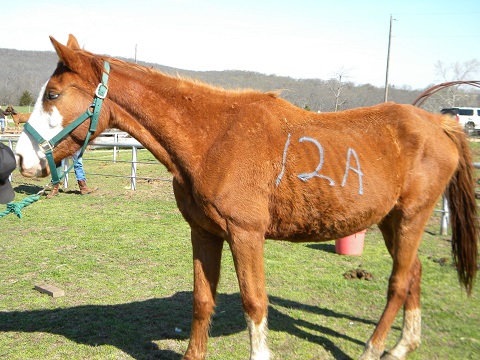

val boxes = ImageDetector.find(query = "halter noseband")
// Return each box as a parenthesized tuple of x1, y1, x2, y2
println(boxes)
(23, 61, 110, 185)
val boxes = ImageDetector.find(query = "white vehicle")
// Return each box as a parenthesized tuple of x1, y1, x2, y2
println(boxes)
(441, 107, 480, 135)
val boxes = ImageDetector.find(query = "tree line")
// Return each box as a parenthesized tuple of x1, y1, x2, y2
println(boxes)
(1, 48, 479, 114)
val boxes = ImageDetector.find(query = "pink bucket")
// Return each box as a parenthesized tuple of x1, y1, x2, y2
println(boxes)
(335, 229, 366, 256)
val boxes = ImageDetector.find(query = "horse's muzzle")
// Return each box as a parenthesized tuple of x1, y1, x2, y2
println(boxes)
(16, 155, 50, 178)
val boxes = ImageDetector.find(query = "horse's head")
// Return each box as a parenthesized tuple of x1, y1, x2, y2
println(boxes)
(15, 34, 111, 179)
(5, 106, 17, 115)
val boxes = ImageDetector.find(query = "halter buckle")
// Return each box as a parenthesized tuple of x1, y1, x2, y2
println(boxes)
(95, 83, 108, 99)
(39, 140, 54, 154)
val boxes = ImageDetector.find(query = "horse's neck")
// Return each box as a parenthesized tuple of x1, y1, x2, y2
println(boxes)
(108, 67, 224, 180)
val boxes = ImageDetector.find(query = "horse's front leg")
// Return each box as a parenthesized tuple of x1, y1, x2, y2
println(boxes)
(228, 228, 270, 360)
(183, 226, 224, 360)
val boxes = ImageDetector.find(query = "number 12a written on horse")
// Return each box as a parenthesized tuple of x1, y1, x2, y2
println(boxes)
(275, 134, 364, 195)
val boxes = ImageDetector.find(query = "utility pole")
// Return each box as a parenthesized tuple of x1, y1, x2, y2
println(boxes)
(384, 15, 394, 102)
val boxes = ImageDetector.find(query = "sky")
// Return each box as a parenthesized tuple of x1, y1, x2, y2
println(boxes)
(2, 0, 480, 89)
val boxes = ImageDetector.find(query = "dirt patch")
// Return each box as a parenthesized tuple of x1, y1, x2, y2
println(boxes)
(429, 256, 451, 267)
(343, 268, 374, 281)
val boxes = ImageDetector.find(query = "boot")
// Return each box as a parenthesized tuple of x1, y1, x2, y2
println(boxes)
(78, 180, 97, 195)
(46, 183, 60, 198)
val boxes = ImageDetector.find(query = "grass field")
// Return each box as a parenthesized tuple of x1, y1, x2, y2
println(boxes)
(0, 148, 479, 360)
(4, 106, 32, 113)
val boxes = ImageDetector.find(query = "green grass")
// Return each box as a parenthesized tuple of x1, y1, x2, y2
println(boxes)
(0, 149, 479, 359)
(4, 105, 31, 113)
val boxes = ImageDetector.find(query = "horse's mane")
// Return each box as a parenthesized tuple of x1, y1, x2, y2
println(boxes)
(86, 52, 281, 99)
(174, 72, 281, 98)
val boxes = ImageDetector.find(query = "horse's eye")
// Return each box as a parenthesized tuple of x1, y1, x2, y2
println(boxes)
(46, 91, 59, 100)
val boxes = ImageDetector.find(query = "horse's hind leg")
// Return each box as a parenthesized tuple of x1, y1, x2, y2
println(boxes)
(360, 209, 429, 360)
(382, 257, 422, 360)
(184, 226, 224, 360)
(378, 213, 423, 359)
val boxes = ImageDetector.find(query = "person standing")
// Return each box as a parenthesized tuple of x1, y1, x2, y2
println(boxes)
(0, 106, 11, 134)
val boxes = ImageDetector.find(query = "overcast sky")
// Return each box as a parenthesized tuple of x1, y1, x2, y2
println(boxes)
(3, 0, 480, 89)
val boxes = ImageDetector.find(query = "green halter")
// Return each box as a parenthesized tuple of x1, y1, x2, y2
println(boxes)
(23, 61, 110, 185)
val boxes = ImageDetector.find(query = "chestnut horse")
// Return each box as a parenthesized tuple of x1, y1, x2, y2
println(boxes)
(5, 106, 31, 133)
(15, 35, 478, 360)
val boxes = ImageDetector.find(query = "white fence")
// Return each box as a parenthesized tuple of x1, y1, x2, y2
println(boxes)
(1, 132, 169, 191)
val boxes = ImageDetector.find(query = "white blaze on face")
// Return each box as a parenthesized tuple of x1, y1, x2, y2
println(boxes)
(15, 82, 65, 173)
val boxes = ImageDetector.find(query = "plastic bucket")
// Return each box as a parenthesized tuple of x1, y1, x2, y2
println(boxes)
(335, 229, 366, 256)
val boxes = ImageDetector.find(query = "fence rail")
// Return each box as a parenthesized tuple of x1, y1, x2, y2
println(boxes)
(0, 132, 167, 191)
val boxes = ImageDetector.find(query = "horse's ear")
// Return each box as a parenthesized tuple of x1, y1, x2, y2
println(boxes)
(66, 34, 81, 50)
(49, 36, 83, 73)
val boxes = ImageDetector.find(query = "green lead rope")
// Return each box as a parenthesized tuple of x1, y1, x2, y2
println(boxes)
(0, 193, 42, 219)
(0, 183, 51, 219)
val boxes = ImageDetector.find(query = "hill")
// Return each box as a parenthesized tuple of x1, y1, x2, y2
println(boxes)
(0, 47, 429, 112)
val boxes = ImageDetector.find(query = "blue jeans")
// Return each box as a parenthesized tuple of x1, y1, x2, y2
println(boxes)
(0, 117, 4, 131)
(57, 150, 86, 182)
(72, 150, 86, 181)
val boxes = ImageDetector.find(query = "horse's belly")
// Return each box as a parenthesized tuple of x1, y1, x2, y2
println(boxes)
(266, 209, 381, 242)
(266, 187, 395, 242)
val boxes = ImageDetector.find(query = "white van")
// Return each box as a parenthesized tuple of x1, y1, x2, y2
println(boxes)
(441, 107, 480, 135)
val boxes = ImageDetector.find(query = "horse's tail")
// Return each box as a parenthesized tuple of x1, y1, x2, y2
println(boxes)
(443, 119, 478, 295)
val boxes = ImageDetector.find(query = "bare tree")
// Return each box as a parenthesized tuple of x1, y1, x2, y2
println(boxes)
(434, 59, 480, 106)
(328, 67, 351, 112)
